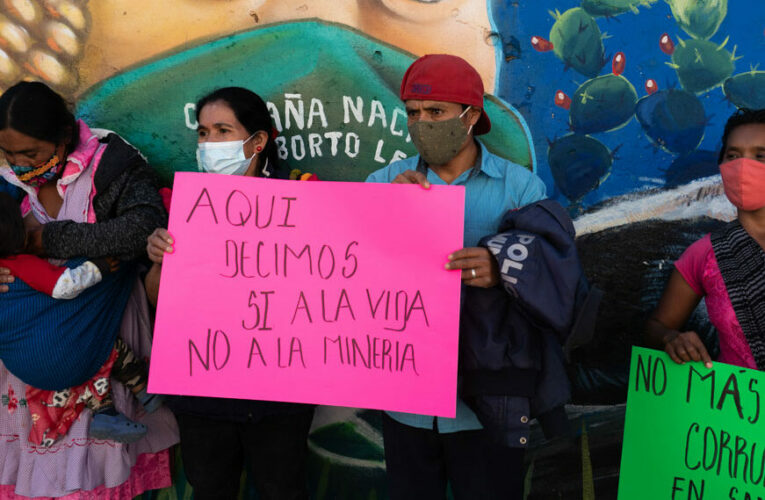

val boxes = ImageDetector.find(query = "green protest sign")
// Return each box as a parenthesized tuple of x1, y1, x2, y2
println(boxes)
(619, 347, 765, 500)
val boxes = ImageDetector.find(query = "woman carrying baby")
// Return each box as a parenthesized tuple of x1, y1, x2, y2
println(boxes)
(0, 81, 178, 499)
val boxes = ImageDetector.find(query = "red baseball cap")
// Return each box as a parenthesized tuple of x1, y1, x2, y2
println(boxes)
(400, 54, 491, 135)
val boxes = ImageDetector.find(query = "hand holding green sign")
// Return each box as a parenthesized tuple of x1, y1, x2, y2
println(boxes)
(619, 347, 764, 500)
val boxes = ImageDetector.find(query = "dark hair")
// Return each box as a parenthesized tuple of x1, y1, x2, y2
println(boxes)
(0, 81, 79, 153)
(196, 87, 281, 177)
(718, 108, 765, 164)
(0, 192, 25, 257)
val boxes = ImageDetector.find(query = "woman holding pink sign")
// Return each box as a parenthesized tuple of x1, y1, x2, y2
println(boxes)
(646, 108, 765, 371)
(145, 87, 316, 500)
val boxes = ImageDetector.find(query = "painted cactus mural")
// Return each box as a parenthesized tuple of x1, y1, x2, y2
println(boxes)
(548, 8, 605, 78)
(525, 0, 761, 204)
(544, 44, 638, 202)
(635, 88, 706, 154)
(568, 72, 638, 134)
(724, 69, 765, 109)
(666, 0, 728, 40)
(581, 0, 657, 17)
(548, 133, 613, 202)
(665, 36, 737, 94)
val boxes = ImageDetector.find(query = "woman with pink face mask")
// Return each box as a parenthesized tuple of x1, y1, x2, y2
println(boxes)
(646, 108, 765, 371)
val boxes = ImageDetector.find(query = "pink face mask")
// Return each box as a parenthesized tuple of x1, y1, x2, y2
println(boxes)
(719, 158, 765, 211)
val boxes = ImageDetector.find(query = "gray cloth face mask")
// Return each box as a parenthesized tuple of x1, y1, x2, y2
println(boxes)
(407, 107, 472, 166)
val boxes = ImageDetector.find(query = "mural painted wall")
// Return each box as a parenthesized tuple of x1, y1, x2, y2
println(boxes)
(1, 0, 764, 498)
(494, 0, 764, 211)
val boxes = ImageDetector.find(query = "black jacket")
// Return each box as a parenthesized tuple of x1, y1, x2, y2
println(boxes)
(461, 200, 599, 446)
(42, 132, 167, 261)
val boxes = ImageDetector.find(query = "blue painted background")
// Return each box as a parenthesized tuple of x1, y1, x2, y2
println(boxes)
(491, 0, 763, 210)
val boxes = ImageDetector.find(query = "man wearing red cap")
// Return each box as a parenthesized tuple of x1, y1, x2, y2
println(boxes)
(367, 54, 547, 499)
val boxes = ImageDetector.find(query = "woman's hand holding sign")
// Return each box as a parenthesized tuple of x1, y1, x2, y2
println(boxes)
(145, 228, 174, 307)
(146, 228, 174, 265)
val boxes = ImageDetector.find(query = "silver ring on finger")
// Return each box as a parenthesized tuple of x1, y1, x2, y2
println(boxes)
(471, 268, 477, 279)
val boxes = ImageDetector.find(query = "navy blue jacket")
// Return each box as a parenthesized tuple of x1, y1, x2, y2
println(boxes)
(461, 200, 599, 446)
(0, 178, 21, 202)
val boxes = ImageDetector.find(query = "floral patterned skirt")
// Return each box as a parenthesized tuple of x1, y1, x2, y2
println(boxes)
(0, 280, 179, 498)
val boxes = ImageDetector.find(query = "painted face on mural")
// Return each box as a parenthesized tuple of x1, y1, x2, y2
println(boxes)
(79, 0, 495, 94)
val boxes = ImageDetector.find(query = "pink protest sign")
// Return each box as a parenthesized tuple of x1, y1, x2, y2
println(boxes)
(149, 172, 465, 417)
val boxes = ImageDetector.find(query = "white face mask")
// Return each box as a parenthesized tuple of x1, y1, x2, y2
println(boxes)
(196, 134, 255, 175)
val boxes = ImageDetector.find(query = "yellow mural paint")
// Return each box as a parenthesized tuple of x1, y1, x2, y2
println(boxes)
(79, 0, 496, 95)
(3, 0, 43, 24)
(0, 0, 89, 94)
(42, 0, 88, 31)
(43, 20, 80, 57)
(0, 14, 33, 53)
(0, 47, 22, 85)
(26, 47, 73, 88)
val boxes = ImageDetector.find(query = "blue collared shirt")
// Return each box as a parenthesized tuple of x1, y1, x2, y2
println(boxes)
(365, 141, 546, 433)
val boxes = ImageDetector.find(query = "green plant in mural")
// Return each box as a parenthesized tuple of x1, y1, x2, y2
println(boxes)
(548, 8, 605, 78)
(666, 0, 727, 40)
(635, 88, 706, 155)
(723, 67, 765, 109)
(665, 36, 737, 94)
(548, 133, 613, 202)
(581, 0, 657, 17)
(307, 416, 387, 500)
(569, 73, 638, 134)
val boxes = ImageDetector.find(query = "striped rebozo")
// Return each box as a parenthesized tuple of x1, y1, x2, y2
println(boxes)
(0, 259, 135, 391)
